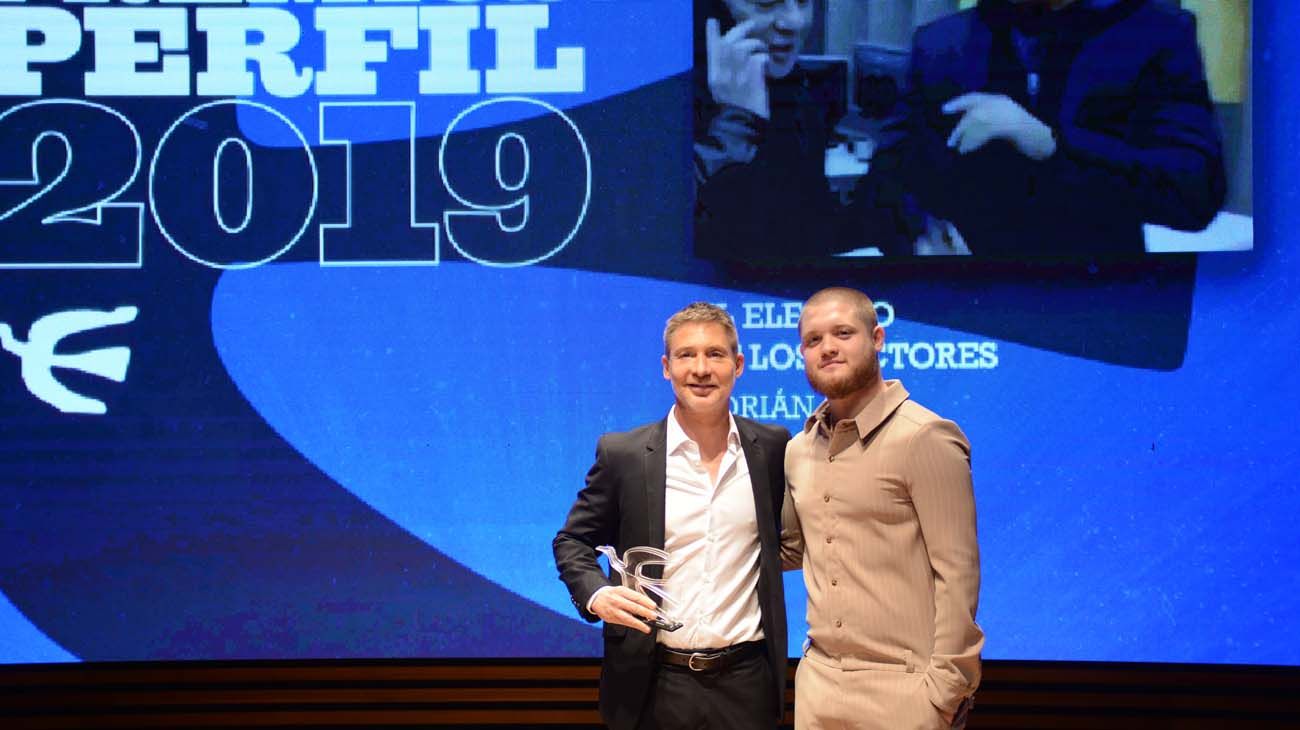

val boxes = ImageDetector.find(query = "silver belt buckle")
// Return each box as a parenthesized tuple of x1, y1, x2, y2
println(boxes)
(686, 650, 722, 672)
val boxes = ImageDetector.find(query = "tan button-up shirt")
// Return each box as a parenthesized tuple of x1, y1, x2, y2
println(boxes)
(783, 380, 984, 714)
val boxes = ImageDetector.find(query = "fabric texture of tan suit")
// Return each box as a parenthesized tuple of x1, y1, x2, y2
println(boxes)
(783, 380, 983, 730)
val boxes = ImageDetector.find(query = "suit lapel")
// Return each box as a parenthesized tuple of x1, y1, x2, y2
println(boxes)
(959, 12, 994, 94)
(737, 419, 778, 653)
(738, 420, 775, 548)
(644, 419, 667, 550)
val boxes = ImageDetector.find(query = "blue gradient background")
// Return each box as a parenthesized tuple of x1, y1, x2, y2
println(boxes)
(0, 1, 1295, 665)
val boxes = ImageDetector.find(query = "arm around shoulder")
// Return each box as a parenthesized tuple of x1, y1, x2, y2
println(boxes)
(779, 430, 804, 571)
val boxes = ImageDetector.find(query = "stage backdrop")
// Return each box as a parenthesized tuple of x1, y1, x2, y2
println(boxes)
(1, 0, 1296, 666)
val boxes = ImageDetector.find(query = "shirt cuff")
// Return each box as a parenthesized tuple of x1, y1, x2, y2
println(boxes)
(586, 585, 614, 614)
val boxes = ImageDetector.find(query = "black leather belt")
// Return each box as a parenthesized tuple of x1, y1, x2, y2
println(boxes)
(657, 640, 764, 673)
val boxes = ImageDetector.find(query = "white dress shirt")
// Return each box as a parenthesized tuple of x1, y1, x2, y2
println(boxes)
(656, 407, 765, 650)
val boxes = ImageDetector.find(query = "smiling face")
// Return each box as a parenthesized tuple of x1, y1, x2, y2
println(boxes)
(721, 0, 814, 79)
(662, 322, 744, 419)
(798, 296, 883, 401)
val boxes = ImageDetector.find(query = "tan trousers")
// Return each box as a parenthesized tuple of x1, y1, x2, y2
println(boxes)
(793, 652, 949, 730)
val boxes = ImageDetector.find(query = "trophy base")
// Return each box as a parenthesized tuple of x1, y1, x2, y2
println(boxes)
(647, 617, 683, 632)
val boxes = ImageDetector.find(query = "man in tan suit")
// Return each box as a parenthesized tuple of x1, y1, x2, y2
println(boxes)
(782, 288, 983, 730)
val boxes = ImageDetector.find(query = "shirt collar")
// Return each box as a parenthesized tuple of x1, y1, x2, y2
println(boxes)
(804, 379, 910, 440)
(668, 406, 741, 454)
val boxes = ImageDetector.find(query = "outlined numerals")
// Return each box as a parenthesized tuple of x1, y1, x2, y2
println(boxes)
(440, 97, 591, 268)
(213, 138, 255, 236)
(319, 102, 440, 267)
(0, 96, 592, 270)
(0, 99, 144, 269)
(149, 100, 318, 270)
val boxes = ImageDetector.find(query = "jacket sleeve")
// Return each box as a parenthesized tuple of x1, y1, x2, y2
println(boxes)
(552, 437, 620, 623)
(694, 103, 766, 183)
(779, 485, 805, 571)
(1042, 10, 1226, 232)
(779, 436, 805, 571)
(692, 101, 807, 260)
(906, 419, 984, 716)
(693, 93, 911, 258)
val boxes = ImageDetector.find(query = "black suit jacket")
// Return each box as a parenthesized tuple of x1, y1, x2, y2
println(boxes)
(553, 416, 790, 730)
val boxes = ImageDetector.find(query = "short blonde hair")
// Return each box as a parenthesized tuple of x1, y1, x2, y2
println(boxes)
(799, 287, 879, 334)
(663, 302, 739, 356)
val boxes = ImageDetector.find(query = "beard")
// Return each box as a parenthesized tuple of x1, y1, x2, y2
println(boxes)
(806, 354, 878, 400)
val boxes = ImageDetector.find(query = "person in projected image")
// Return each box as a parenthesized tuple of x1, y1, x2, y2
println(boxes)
(554, 303, 791, 730)
(693, 0, 923, 261)
(782, 287, 983, 730)
(900, 0, 1227, 257)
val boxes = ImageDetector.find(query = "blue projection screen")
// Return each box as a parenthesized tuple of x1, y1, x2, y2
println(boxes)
(1, 0, 1296, 666)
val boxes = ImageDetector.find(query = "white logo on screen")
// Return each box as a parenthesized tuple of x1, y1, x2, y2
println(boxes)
(0, 305, 138, 415)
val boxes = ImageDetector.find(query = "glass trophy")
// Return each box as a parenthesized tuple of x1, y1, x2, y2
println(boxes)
(596, 545, 683, 632)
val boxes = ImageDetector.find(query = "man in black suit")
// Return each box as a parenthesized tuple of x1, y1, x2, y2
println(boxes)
(554, 302, 790, 730)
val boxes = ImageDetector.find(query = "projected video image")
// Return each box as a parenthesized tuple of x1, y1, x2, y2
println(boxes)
(693, 0, 1252, 260)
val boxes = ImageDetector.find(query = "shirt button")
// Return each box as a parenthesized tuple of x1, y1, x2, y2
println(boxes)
(823, 495, 830, 503)
(831, 579, 838, 587)
(825, 536, 833, 544)
(835, 620, 843, 628)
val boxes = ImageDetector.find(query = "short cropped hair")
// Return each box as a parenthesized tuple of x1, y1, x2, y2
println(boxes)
(799, 287, 879, 333)
(663, 302, 740, 356)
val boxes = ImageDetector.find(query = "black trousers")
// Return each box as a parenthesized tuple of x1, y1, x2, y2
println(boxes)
(636, 651, 777, 730)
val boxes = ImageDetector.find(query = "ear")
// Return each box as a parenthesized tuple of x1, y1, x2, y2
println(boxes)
(734, 351, 745, 378)
(662, 354, 671, 381)
(872, 324, 885, 352)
